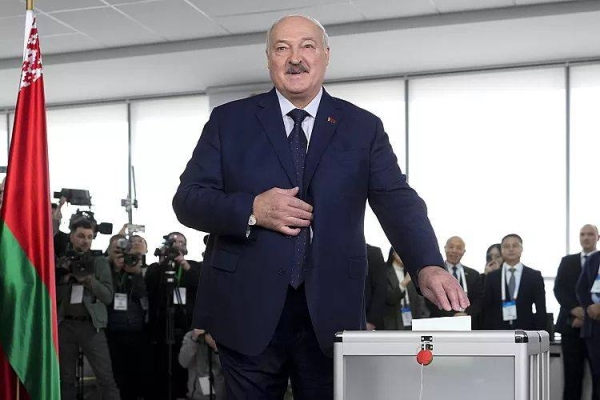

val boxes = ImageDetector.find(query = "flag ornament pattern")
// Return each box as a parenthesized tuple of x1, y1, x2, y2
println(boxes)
(21, 23, 43, 89)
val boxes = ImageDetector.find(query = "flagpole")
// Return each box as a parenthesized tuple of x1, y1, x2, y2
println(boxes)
(26, 0, 33, 11)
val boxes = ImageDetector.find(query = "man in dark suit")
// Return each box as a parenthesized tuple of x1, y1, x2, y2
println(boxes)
(482, 234, 547, 331)
(425, 236, 484, 329)
(554, 224, 598, 400)
(365, 244, 387, 331)
(576, 250, 600, 400)
(173, 15, 469, 400)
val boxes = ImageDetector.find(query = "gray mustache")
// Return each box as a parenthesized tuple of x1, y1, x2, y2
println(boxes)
(286, 64, 308, 74)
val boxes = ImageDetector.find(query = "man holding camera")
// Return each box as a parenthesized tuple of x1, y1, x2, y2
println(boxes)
(145, 231, 201, 399)
(105, 234, 150, 400)
(55, 218, 120, 400)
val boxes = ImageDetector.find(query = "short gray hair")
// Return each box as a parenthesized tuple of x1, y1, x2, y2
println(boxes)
(266, 15, 329, 54)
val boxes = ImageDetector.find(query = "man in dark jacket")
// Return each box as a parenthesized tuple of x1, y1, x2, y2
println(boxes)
(365, 244, 387, 330)
(105, 234, 150, 400)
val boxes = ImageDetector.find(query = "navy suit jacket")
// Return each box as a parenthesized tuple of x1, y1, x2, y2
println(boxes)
(576, 251, 600, 339)
(481, 265, 547, 331)
(554, 253, 583, 335)
(173, 88, 444, 356)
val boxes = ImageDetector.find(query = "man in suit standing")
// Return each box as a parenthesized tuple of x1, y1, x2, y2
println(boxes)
(365, 244, 387, 331)
(554, 224, 598, 400)
(482, 234, 547, 331)
(576, 249, 600, 400)
(425, 236, 483, 328)
(173, 15, 469, 400)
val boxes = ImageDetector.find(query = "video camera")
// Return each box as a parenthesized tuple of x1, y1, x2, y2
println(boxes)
(115, 224, 146, 267)
(70, 210, 113, 236)
(56, 250, 103, 280)
(154, 234, 187, 263)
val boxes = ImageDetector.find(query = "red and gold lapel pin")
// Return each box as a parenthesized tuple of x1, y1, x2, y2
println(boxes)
(327, 117, 337, 124)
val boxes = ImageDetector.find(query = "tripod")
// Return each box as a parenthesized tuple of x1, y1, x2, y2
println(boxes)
(76, 348, 84, 400)
(162, 258, 184, 400)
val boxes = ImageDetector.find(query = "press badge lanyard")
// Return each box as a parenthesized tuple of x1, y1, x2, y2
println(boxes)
(400, 283, 412, 327)
(501, 265, 518, 321)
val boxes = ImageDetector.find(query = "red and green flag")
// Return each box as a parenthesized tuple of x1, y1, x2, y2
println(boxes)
(0, 9, 61, 400)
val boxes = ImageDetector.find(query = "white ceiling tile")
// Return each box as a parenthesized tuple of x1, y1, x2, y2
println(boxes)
(0, 16, 28, 41)
(216, 3, 365, 34)
(433, 0, 513, 13)
(34, 0, 107, 13)
(50, 7, 164, 46)
(117, 0, 227, 40)
(0, 0, 27, 18)
(187, 0, 343, 18)
(42, 33, 104, 55)
(36, 14, 80, 36)
(0, 39, 22, 59)
(351, 0, 438, 19)
(102, 0, 161, 4)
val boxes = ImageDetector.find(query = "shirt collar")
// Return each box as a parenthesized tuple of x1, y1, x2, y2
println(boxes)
(582, 250, 597, 258)
(503, 262, 523, 274)
(276, 87, 323, 120)
(445, 261, 463, 271)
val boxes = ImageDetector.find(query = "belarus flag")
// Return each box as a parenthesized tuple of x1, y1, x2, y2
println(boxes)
(0, 9, 61, 400)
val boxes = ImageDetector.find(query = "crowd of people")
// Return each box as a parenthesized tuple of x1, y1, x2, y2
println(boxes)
(364, 225, 600, 399)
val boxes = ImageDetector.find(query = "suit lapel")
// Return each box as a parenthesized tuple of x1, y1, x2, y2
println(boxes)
(304, 90, 343, 192)
(256, 89, 296, 186)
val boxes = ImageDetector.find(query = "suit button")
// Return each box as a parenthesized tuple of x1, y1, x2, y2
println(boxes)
(278, 268, 286, 275)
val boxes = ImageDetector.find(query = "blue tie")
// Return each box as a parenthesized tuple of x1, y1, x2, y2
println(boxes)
(287, 108, 309, 288)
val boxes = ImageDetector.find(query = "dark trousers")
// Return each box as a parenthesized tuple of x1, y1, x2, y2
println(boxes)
(561, 332, 589, 400)
(218, 284, 333, 400)
(586, 338, 600, 400)
(106, 330, 151, 400)
(58, 320, 120, 400)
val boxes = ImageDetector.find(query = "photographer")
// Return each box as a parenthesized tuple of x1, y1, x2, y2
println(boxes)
(56, 218, 120, 400)
(105, 234, 151, 400)
(145, 232, 201, 400)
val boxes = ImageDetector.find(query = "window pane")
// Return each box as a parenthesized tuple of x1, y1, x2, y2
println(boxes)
(131, 96, 209, 260)
(325, 79, 406, 253)
(569, 64, 600, 253)
(48, 104, 129, 252)
(409, 68, 566, 278)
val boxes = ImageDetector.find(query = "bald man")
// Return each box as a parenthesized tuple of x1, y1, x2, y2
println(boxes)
(555, 224, 599, 400)
(425, 236, 484, 329)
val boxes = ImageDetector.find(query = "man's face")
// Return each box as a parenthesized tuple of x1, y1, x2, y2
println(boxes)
(131, 236, 147, 255)
(70, 227, 94, 252)
(108, 239, 124, 268)
(444, 237, 466, 266)
(579, 225, 599, 252)
(501, 236, 523, 265)
(267, 16, 329, 107)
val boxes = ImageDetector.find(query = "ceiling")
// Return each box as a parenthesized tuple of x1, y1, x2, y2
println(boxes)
(0, 0, 599, 108)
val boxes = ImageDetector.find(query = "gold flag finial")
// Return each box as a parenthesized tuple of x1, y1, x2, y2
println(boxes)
(26, 0, 34, 11)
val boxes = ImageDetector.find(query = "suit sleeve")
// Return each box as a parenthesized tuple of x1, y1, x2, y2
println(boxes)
(533, 271, 547, 330)
(554, 257, 579, 312)
(173, 108, 255, 238)
(466, 271, 484, 318)
(366, 117, 444, 287)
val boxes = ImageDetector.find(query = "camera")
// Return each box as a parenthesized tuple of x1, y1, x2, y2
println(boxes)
(115, 237, 143, 267)
(54, 188, 92, 206)
(154, 234, 186, 262)
(70, 210, 113, 236)
(56, 250, 103, 280)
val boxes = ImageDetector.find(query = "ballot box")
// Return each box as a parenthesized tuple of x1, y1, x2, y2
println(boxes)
(334, 330, 549, 400)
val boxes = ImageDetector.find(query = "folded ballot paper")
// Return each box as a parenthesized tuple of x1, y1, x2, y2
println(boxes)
(411, 315, 471, 331)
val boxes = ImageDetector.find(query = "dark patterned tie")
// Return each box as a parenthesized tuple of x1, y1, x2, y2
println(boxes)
(452, 266, 458, 280)
(508, 268, 516, 300)
(287, 108, 309, 288)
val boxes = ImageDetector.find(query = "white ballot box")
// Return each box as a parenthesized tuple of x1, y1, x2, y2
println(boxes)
(334, 330, 549, 400)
